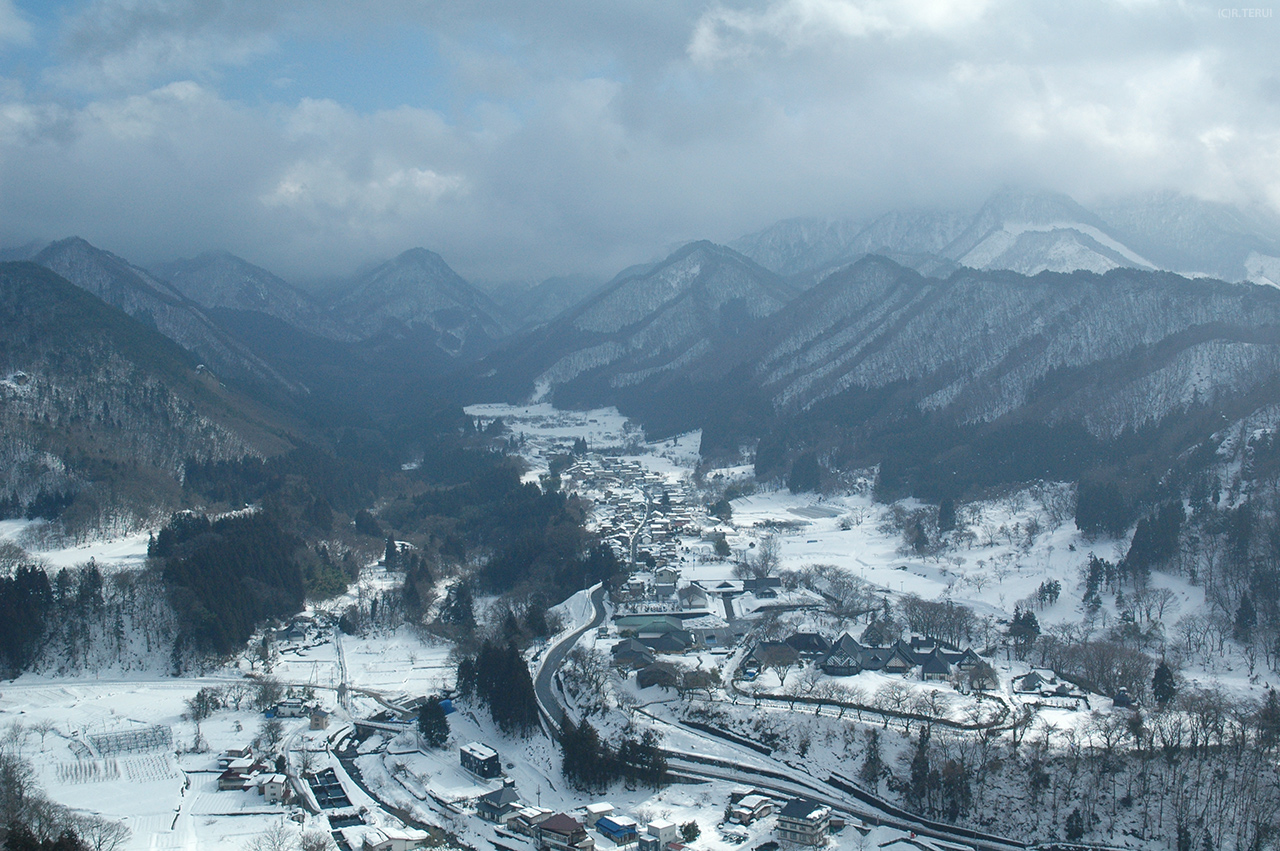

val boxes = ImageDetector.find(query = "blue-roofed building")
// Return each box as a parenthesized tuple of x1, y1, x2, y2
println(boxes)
(596, 815, 639, 845)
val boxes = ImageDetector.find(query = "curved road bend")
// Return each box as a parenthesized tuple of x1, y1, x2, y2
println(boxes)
(534, 589, 1029, 851)
(534, 585, 607, 736)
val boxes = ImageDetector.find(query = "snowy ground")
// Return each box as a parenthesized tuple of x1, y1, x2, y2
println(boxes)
(3, 401, 1271, 851)
(0, 518, 151, 571)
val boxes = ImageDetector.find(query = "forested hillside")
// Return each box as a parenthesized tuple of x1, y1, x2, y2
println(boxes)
(0, 262, 296, 538)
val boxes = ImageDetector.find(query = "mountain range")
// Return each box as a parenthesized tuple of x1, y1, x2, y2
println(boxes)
(0, 261, 297, 523)
(731, 188, 1280, 286)
(9, 186, 1280, 522)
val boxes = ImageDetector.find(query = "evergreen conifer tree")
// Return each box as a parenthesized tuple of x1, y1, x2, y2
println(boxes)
(1153, 661, 1177, 708)
(417, 698, 449, 749)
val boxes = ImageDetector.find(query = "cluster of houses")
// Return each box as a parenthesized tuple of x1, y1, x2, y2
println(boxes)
(615, 573, 821, 622)
(215, 747, 290, 804)
(470, 776, 842, 850)
(726, 791, 838, 847)
(1015, 670, 1090, 708)
(745, 623, 989, 687)
(273, 697, 332, 730)
(563, 456, 696, 570)
(475, 787, 672, 851)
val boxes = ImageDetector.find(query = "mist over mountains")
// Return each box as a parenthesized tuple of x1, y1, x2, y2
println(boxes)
(6, 186, 1280, 529)
(731, 188, 1280, 285)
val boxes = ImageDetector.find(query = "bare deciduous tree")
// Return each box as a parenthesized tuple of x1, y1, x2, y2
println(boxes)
(75, 814, 132, 851)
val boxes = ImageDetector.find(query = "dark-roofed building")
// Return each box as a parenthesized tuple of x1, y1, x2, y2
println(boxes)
(477, 784, 523, 823)
(776, 798, 831, 847)
(614, 614, 684, 636)
(536, 814, 595, 851)
(637, 630, 694, 654)
(748, 640, 799, 665)
(919, 650, 952, 681)
(1016, 672, 1049, 693)
(820, 633, 865, 676)
(860, 622, 893, 647)
(461, 742, 501, 778)
(637, 662, 682, 690)
(785, 632, 831, 660)
(944, 648, 984, 671)
(611, 638, 656, 670)
(882, 643, 916, 674)
(743, 577, 783, 594)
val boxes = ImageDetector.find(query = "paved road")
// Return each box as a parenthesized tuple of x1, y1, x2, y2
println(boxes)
(533, 584, 606, 736)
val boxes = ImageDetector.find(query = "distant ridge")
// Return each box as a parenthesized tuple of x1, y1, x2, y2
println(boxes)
(333, 247, 510, 358)
(731, 188, 1280, 286)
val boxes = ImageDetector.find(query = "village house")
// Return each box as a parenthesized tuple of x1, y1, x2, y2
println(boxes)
(637, 629, 694, 654)
(860, 622, 893, 647)
(918, 649, 952, 682)
(611, 638, 657, 670)
(636, 662, 682, 690)
(730, 794, 774, 825)
(654, 566, 680, 585)
(678, 585, 709, 611)
(217, 759, 268, 791)
(460, 742, 501, 779)
(820, 633, 865, 676)
(360, 827, 431, 851)
(257, 774, 289, 804)
(638, 820, 679, 851)
(477, 782, 523, 824)
(775, 798, 832, 847)
(536, 814, 596, 851)
(785, 632, 831, 661)
(510, 807, 555, 837)
(274, 698, 306, 718)
(217, 746, 253, 769)
(596, 815, 639, 845)
(583, 803, 615, 828)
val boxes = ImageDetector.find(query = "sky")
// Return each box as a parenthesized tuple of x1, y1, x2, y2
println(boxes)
(0, 0, 1278, 287)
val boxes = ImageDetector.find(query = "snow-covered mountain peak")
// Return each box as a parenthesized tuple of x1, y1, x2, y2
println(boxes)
(154, 250, 348, 340)
(571, 240, 789, 335)
(334, 246, 509, 355)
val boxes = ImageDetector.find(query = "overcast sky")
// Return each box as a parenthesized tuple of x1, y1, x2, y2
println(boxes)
(0, 1, 1278, 285)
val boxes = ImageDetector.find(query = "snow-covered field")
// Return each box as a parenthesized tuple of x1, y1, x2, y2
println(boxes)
(0, 518, 151, 570)
(3, 401, 1272, 851)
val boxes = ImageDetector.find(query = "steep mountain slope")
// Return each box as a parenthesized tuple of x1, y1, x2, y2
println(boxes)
(485, 273, 609, 330)
(734, 189, 1280, 281)
(0, 262, 295, 527)
(747, 257, 1280, 435)
(153, 251, 349, 339)
(730, 217, 866, 276)
(937, 189, 1154, 275)
(1096, 192, 1280, 283)
(468, 241, 795, 408)
(34, 238, 300, 393)
(535, 253, 1280, 500)
(333, 247, 510, 357)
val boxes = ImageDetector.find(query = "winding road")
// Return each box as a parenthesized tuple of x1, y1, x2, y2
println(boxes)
(533, 584, 607, 736)
(528, 586, 1103, 851)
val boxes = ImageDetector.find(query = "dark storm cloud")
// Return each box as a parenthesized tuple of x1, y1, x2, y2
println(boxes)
(1, 0, 1278, 284)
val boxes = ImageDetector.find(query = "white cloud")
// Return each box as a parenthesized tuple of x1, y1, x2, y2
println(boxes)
(1, 1, 1280, 284)
(0, 0, 31, 47)
(689, 0, 994, 64)
(50, 0, 280, 90)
